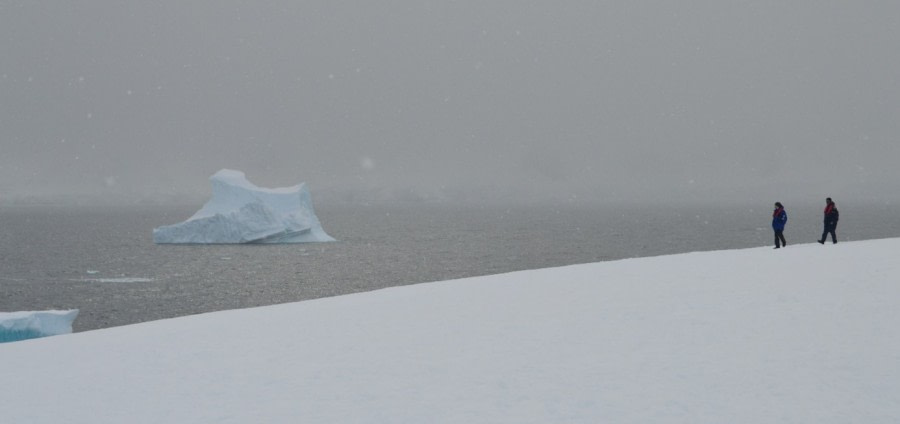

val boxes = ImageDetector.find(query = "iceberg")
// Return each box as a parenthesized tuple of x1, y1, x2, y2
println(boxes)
(153, 169, 335, 244)
(0, 310, 79, 343)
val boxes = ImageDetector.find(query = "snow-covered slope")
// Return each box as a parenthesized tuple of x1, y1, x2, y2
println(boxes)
(1, 240, 898, 423)
(153, 169, 334, 244)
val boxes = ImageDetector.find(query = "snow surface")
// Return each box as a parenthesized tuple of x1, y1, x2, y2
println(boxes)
(1, 240, 899, 423)
(153, 169, 334, 244)
(0, 310, 78, 343)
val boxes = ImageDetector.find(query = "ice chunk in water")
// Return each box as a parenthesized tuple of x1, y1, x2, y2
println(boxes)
(153, 169, 334, 244)
(0, 310, 79, 343)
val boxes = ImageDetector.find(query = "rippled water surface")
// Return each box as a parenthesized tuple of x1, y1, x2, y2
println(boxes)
(2, 201, 898, 332)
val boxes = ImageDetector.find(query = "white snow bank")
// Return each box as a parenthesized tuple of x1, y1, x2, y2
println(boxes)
(0, 310, 78, 343)
(2, 240, 899, 423)
(153, 169, 334, 244)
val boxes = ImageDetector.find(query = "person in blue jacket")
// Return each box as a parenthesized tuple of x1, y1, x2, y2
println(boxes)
(772, 202, 787, 249)
(818, 197, 839, 244)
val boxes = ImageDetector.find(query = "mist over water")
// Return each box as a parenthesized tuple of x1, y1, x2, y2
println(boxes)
(2, 2, 899, 204)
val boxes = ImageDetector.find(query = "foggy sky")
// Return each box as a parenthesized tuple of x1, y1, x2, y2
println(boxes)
(2, 1, 899, 204)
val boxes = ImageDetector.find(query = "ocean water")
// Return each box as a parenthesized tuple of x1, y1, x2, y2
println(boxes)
(1, 201, 898, 332)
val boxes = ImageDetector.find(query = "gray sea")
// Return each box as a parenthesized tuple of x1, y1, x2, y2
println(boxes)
(2, 200, 898, 332)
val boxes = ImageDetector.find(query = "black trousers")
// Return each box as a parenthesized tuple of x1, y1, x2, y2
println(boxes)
(774, 230, 786, 248)
(821, 223, 837, 243)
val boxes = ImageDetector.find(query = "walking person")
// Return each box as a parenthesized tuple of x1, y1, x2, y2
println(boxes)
(818, 197, 839, 244)
(772, 202, 787, 249)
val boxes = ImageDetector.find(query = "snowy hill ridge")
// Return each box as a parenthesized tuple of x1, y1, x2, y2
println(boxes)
(2, 239, 898, 423)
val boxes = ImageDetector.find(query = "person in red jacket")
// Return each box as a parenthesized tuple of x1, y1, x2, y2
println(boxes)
(818, 197, 839, 244)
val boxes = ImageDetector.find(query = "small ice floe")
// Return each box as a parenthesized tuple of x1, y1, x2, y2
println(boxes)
(0, 276, 27, 282)
(72, 277, 154, 283)
(0, 310, 79, 343)
(89, 277, 154, 283)
(86, 270, 100, 274)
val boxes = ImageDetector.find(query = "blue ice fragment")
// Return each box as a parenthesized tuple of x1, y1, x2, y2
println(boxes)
(0, 328, 46, 343)
(0, 310, 79, 343)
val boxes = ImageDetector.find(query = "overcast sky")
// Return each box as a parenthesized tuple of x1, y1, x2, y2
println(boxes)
(2, 1, 898, 204)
